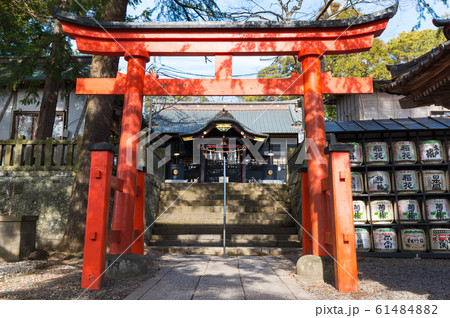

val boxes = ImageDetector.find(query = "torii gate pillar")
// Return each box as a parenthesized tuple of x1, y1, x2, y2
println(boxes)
(110, 50, 149, 255)
(299, 48, 332, 256)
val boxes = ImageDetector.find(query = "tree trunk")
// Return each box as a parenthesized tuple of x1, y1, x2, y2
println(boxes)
(35, 19, 63, 140)
(58, 0, 129, 252)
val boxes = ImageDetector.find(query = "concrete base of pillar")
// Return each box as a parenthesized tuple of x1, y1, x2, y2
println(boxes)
(105, 254, 148, 280)
(295, 255, 334, 284)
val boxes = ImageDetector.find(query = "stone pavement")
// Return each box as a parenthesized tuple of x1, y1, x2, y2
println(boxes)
(126, 254, 313, 300)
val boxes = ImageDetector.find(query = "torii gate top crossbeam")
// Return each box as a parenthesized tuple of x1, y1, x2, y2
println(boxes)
(54, 4, 397, 56)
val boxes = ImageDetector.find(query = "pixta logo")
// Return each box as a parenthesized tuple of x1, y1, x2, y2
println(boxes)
(126, 128, 172, 174)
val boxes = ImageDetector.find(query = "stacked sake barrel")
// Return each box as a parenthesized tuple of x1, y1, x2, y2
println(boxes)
(348, 139, 450, 254)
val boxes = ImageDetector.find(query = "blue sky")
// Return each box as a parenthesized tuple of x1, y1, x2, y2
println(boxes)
(117, 0, 450, 88)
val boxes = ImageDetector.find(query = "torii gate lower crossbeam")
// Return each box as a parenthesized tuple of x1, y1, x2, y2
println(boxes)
(54, 3, 397, 293)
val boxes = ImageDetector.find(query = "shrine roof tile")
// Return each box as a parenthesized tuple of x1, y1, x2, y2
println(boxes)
(152, 102, 302, 134)
(325, 117, 450, 133)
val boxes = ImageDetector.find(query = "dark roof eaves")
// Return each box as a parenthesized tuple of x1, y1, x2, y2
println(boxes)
(53, 3, 398, 30)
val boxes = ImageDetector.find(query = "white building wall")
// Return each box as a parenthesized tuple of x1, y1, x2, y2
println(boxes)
(0, 89, 86, 140)
(336, 91, 448, 121)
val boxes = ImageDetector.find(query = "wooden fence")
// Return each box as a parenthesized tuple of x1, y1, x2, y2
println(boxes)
(0, 136, 78, 170)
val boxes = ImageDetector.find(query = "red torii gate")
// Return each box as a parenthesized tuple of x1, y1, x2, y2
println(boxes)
(55, 4, 397, 293)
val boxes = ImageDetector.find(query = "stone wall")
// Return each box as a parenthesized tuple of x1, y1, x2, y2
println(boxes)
(286, 146, 304, 242)
(0, 170, 74, 248)
(144, 174, 163, 244)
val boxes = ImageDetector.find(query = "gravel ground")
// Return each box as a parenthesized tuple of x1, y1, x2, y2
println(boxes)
(0, 250, 163, 300)
(1, 252, 449, 300)
(282, 255, 450, 300)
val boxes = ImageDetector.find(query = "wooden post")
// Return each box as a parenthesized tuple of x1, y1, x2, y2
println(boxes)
(81, 143, 114, 290)
(44, 138, 53, 167)
(325, 143, 358, 293)
(13, 136, 24, 167)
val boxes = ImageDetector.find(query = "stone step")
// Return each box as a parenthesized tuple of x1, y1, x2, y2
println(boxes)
(150, 234, 299, 241)
(160, 193, 289, 202)
(161, 183, 288, 191)
(155, 219, 296, 226)
(151, 225, 298, 235)
(146, 246, 300, 256)
(157, 199, 282, 207)
(158, 205, 289, 213)
(148, 239, 300, 248)
(157, 211, 293, 221)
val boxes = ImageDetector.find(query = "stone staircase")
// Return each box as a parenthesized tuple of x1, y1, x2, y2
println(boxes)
(148, 182, 301, 255)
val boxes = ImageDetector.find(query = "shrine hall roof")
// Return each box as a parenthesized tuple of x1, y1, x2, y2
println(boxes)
(53, 4, 397, 30)
(325, 117, 450, 133)
(152, 101, 302, 135)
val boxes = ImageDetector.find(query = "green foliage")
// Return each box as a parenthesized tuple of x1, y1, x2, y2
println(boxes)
(387, 29, 446, 64)
(326, 38, 391, 79)
(141, 0, 223, 22)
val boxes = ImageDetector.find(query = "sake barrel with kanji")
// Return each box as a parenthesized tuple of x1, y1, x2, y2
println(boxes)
(373, 228, 398, 252)
(422, 170, 447, 193)
(394, 170, 420, 193)
(392, 141, 417, 164)
(351, 172, 364, 193)
(400, 228, 427, 252)
(365, 141, 389, 165)
(397, 199, 421, 223)
(419, 140, 444, 163)
(367, 171, 391, 194)
(355, 228, 371, 252)
(368, 200, 395, 223)
(348, 142, 363, 166)
(425, 198, 450, 222)
(429, 228, 450, 252)
(353, 200, 367, 224)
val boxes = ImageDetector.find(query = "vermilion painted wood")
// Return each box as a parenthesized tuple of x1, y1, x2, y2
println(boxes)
(59, 19, 388, 56)
(61, 19, 388, 40)
(62, 7, 395, 291)
(301, 170, 312, 255)
(109, 50, 149, 255)
(131, 171, 145, 255)
(76, 72, 373, 96)
(328, 151, 359, 293)
(81, 150, 113, 290)
(300, 48, 332, 257)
